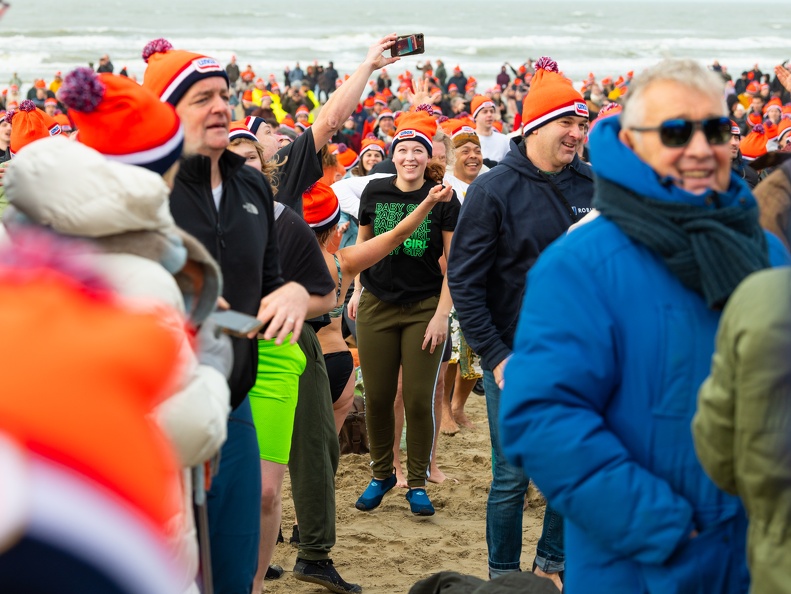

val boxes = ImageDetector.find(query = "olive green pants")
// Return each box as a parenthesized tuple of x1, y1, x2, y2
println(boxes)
(356, 291, 444, 487)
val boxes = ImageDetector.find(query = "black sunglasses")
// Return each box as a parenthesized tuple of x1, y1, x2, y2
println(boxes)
(630, 116, 732, 148)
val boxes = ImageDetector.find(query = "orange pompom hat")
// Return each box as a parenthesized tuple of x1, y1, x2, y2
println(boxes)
(332, 143, 359, 171)
(302, 181, 341, 232)
(739, 124, 768, 162)
(471, 95, 495, 120)
(441, 118, 480, 148)
(60, 68, 183, 175)
(521, 57, 588, 136)
(392, 104, 437, 157)
(8, 100, 51, 156)
(141, 38, 228, 106)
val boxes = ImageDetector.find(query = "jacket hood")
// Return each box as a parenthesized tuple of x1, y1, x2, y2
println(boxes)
(589, 114, 756, 210)
(4, 136, 175, 237)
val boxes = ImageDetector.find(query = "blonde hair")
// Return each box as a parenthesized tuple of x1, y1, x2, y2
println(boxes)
(228, 138, 281, 194)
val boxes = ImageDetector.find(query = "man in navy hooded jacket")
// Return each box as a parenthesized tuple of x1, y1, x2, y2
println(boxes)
(500, 59, 790, 594)
(448, 57, 593, 588)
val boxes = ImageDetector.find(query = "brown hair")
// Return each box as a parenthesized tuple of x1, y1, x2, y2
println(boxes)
(424, 161, 445, 183)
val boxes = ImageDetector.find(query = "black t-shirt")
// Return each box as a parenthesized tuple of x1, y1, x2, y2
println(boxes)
(359, 175, 460, 304)
(274, 203, 335, 296)
(272, 128, 323, 214)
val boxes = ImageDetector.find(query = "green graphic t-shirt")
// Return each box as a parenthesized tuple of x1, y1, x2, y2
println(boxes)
(359, 175, 461, 304)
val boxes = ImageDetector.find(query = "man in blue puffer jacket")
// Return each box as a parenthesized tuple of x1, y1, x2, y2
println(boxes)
(500, 58, 790, 594)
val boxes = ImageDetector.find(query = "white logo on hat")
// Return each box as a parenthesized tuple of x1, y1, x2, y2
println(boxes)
(396, 130, 416, 139)
(574, 102, 589, 117)
(193, 57, 222, 73)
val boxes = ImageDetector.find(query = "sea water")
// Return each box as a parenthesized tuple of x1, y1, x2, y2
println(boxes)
(0, 0, 789, 92)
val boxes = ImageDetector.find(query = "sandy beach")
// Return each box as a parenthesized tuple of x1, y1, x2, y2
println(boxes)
(268, 393, 547, 594)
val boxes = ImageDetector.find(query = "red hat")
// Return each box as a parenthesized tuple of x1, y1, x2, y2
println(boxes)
(60, 68, 183, 175)
(332, 143, 359, 170)
(141, 38, 228, 106)
(360, 136, 386, 157)
(745, 81, 760, 95)
(521, 57, 588, 136)
(730, 119, 741, 136)
(443, 119, 479, 148)
(229, 120, 258, 142)
(740, 124, 767, 162)
(302, 182, 341, 232)
(34, 79, 46, 89)
(392, 104, 437, 157)
(44, 97, 58, 107)
(470, 95, 495, 120)
(363, 96, 375, 109)
(8, 100, 51, 156)
(454, 65, 461, 73)
(448, 83, 459, 93)
(296, 105, 310, 118)
(280, 114, 295, 129)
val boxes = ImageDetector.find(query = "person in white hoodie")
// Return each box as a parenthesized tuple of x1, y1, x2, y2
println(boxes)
(3, 134, 231, 594)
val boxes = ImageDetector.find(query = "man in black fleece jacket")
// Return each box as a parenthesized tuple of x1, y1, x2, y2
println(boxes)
(447, 57, 593, 590)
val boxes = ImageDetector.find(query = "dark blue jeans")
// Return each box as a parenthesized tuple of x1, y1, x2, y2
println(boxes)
(206, 396, 261, 594)
(483, 370, 564, 576)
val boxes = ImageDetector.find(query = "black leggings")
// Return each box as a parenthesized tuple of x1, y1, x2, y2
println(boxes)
(323, 351, 354, 403)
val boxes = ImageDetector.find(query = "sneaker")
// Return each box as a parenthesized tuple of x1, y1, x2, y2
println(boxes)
(265, 564, 284, 580)
(355, 474, 397, 511)
(405, 488, 435, 516)
(290, 524, 300, 547)
(294, 558, 362, 594)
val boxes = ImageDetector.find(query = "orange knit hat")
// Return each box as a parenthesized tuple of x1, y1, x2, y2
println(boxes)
(332, 143, 359, 170)
(302, 182, 341, 232)
(360, 136, 386, 157)
(729, 119, 741, 136)
(441, 118, 480, 148)
(141, 38, 228, 106)
(471, 95, 495, 120)
(229, 120, 258, 142)
(53, 113, 73, 134)
(392, 104, 437, 156)
(7, 100, 51, 156)
(740, 124, 768, 162)
(777, 119, 791, 146)
(61, 68, 184, 175)
(763, 97, 782, 115)
(521, 57, 588, 135)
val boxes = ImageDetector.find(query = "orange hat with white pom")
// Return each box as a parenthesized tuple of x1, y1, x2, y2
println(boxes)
(521, 57, 588, 136)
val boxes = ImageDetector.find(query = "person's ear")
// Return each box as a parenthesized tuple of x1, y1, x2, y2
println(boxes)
(619, 127, 636, 149)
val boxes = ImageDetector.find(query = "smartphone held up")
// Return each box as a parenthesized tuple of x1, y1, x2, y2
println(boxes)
(390, 34, 425, 58)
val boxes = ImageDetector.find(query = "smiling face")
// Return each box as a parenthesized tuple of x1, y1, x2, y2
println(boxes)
(526, 115, 588, 172)
(393, 140, 429, 191)
(620, 80, 731, 195)
(175, 77, 232, 159)
(453, 141, 482, 183)
(361, 149, 383, 173)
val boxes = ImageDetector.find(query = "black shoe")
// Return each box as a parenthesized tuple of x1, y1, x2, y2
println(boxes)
(472, 378, 485, 396)
(265, 564, 284, 580)
(276, 526, 284, 544)
(290, 524, 300, 547)
(294, 558, 362, 594)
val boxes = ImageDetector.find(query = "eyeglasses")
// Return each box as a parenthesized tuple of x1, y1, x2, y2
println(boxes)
(629, 117, 732, 148)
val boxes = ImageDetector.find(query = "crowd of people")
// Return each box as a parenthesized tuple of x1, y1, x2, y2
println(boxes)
(1, 23, 791, 594)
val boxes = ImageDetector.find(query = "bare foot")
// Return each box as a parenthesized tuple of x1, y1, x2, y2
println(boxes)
(440, 409, 460, 435)
(428, 465, 448, 484)
(394, 465, 409, 488)
(452, 408, 475, 430)
(533, 566, 563, 592)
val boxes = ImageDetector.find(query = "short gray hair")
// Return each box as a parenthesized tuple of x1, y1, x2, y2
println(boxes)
(621, 59, 727, 130)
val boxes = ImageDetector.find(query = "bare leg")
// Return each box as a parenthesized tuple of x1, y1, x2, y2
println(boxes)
(392, 368, 408, 487)
(252, 460, 287, 594)
(428, 361, 450, 484)
(451, 375, 477, 430)
(440, 362, 460, 435)
(332, 372, 356, 435)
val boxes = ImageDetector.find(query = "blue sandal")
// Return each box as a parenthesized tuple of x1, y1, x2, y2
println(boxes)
(355, 474, 397, 511)
(405, 488, 435, 516)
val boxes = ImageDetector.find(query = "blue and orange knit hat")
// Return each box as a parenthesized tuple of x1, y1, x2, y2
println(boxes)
(141, 38, 228, 106)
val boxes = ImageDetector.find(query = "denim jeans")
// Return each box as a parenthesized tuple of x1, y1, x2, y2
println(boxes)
(483, 370, 565, 576)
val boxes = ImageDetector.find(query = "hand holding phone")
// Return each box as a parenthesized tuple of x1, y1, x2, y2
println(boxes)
(390, 34, 425, 58)
(208, 309, 264, 338)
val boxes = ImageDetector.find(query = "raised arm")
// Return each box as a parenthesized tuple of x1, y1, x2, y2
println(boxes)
(310, 34, 400, 150)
